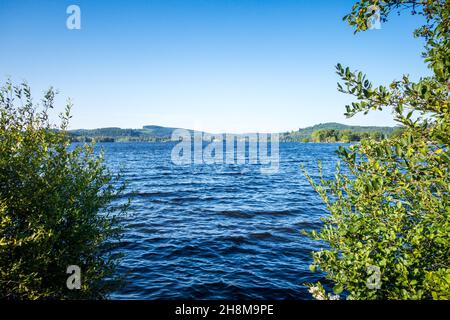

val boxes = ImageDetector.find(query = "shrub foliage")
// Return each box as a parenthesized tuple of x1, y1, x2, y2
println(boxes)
(0, 81, 126, 299)
(305, 0, 449, 299)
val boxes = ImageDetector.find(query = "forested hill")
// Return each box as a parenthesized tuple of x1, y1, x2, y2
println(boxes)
(281, 122, 400, 142)
(300, 122, 396, 135)
(69, 123, 401, 143)
(69, 125, 192, 142)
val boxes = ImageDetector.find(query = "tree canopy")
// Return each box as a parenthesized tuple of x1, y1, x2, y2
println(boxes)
(304, 0, 449, 300)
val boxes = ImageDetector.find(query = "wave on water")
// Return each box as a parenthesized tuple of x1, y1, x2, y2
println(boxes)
(101, 142, 339, 299)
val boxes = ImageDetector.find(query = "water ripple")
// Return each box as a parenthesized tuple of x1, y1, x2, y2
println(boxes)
(97, 142, 341, 299)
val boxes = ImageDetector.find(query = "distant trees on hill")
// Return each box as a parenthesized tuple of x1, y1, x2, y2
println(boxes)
(281, 127, 403, 143)
(310, 129, 383, 143)
(68, 123, 402, 143)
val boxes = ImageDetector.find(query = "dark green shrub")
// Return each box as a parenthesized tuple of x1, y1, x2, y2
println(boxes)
(0, 80, 126, 299)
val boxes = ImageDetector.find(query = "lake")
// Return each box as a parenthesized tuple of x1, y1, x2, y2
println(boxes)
(99, 142, 343, 299)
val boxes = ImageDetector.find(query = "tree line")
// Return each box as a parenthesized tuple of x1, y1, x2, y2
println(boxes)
(281, 128, 403, 143)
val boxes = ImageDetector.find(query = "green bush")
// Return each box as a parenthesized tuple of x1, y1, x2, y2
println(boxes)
(0, 80, 126, 299)
(304, 0, 449, 299)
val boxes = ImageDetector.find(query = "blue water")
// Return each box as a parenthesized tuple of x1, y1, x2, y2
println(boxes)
(99, 142, 342, 299)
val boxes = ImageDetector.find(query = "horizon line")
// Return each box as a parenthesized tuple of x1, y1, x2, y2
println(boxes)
(68, 121, 401, 135)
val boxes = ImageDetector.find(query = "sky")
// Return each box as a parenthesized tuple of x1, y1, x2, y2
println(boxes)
(0, 0, 430, 133)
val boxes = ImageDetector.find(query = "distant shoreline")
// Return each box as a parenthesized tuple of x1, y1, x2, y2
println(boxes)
(69, 122, 402, 144)
(73, 140, 354, 144)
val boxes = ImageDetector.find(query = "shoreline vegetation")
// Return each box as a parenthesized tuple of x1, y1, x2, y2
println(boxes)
(303, 0, 449, 300)
(1, 82, 126, 299)
(69, 122, 403, 143)
(2, 0, 447, 302)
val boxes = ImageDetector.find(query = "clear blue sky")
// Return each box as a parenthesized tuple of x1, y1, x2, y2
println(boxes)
(0, 0, 429, 132)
